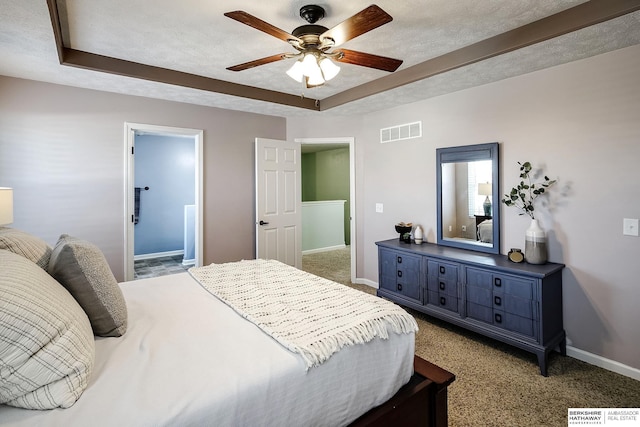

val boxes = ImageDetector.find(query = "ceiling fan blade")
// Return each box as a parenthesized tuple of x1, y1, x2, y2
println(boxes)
(224, 11, 301, 44)
(320, 5, 393, 47)
(226, 54, 288, 72)
(333, 49, 403, 72)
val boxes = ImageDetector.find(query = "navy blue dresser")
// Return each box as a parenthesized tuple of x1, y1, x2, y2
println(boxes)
(377, 239, 565, 376)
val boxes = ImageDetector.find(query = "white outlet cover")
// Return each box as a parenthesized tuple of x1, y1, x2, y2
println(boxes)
(375, 203, 383, 213)
(623, 218, 639, 236)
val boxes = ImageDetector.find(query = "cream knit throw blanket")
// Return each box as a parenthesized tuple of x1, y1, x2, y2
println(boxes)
(189, 259, 418, 369)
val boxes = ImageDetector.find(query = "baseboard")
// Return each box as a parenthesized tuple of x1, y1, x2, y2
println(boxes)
(134, 250, 184, 261)
(354, 277, 379, 289)
(182, 258, 195, 266)
(566, 346, 640, 381)
(302, 244, 346, 255)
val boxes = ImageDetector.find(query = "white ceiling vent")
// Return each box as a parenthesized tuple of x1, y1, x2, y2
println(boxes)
(380, 121, 422, 143)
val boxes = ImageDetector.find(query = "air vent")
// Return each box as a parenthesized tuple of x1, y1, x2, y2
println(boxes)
(380, 121, 422, 143)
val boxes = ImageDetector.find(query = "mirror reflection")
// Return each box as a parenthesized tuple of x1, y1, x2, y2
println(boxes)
(441, 160, 493, 247)
(436, 143, 500, 254)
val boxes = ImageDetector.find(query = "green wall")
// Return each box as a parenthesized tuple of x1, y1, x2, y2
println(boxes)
(301, 148, 350, 245)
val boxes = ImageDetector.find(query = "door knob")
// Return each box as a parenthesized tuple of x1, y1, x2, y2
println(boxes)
(259, 220, 269, 225)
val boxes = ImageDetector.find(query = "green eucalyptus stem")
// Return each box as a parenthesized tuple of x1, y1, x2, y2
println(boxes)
(501, 161, 556, 220)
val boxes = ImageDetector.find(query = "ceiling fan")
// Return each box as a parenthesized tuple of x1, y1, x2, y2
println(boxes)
(224, 4, 403, 87)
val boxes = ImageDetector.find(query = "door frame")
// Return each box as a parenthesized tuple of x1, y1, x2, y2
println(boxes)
(124, 122, 204, 281)
(295, 137, 356, 284)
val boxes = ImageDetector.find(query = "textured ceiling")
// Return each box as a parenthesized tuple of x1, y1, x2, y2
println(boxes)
(1, 0, 639, 117)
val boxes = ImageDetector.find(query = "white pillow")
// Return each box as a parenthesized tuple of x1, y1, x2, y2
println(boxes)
(0, 250, 95, 409)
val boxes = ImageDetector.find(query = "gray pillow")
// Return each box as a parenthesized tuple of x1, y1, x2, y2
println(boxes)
(0, 249, 95, 409)
(48, 234, 128, 337)
(0, 226, 52, 269)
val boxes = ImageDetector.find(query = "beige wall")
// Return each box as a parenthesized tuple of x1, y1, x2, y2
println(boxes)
(288, 44, 640, 371)
(0, 77, 286, 280)
(1, 43, 638, 372)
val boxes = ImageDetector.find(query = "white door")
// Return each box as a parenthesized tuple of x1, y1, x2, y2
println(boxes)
(255, 138, 301, 269)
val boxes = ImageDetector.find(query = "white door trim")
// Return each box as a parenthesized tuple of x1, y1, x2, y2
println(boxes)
(124, 122, 204, 281)
(295, 137, 356, 283)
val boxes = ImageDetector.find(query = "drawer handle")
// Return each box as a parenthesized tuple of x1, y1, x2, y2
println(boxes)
(495, 313, 502, 323)
(440, 296, 446, 306)
(494, 277, 502, 287)
(439, 282, 445, 290)
(397, 283, 403, 291)
(439, 266, 445, 275)
(494, 296, 502, 306)
(397, 256, 402, 264)
(397, 271, 403, 278)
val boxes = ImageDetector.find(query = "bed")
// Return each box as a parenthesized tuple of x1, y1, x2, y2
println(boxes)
(477, 219, 493, 243)
(0, 228, 454, 426)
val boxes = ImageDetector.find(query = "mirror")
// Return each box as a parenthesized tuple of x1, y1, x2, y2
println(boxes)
(436, 142, 500, 254)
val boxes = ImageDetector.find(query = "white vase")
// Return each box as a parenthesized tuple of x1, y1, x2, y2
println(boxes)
(414, 225, 423, 244)
(524, 219, 547, 264)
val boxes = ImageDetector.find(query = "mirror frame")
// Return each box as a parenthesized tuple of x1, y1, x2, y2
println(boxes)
(436, 142, 500, 254)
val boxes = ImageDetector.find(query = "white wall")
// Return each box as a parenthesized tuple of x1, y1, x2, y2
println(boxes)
(287, 44, 640, 371)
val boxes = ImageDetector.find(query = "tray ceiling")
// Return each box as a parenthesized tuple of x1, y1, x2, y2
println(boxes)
(1, 0, 639, 117)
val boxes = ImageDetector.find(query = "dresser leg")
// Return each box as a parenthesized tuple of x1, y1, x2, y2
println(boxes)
(559, 334, 567, 356)
(537, 351, 549, 376)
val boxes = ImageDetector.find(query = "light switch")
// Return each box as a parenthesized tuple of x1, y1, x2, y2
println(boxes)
(375, 203, 383, 213)
(623, 218, 639, 236)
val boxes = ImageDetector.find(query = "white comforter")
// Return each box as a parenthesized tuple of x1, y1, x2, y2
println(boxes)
(0, 272, 414, 427)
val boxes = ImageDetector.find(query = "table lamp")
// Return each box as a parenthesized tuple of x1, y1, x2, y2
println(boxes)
(0, 187, 14, 225)
(478, 183, 492, 216)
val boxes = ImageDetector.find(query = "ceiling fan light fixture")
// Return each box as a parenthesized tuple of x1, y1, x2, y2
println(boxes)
(306, 63, 325, 87)
(286, 60, 304, 82)
(300, 53, 318, 76)
(286, 52, 340, 86)
(319, 57, 340, 81)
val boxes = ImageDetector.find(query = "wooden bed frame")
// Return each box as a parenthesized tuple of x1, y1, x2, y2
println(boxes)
(350, 355, 455, 427)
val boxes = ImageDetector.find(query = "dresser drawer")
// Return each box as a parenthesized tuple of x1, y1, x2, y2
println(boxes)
(396, 254, 421, 284)
(379, 249, 399, 280)
(427, 260, 458, 296)
(494, 275, 534, 299)
(493, 293, 534, 319)
(469, 306, 537, 339)
(493, 310, 537, 339)
(428, 260, 458, 282)
(378, 248, 422, 303)
(466, 268, 493, 290)
(466, 285, 492, 306)
(427, 291, 459, 313)
(467, 302, 493, 323)
(468, 267, 536, 300)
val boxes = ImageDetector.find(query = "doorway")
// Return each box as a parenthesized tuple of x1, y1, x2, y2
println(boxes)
(124, 123, 203, 281)
(296, 137, 356, 284)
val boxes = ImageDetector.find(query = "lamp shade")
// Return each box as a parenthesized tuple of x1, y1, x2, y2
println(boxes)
(319, 57, 340, 81)
(478, 183, 492, 196)
(286, 61, 304, 82)
(0, 187, 14, 225)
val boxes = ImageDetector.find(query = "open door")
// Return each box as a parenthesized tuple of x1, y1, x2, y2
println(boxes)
(255, 138, 301, 269)
(124, 122, 204, 281)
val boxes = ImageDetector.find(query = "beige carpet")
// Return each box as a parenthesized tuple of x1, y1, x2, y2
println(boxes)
(302, 247, 640, 427)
